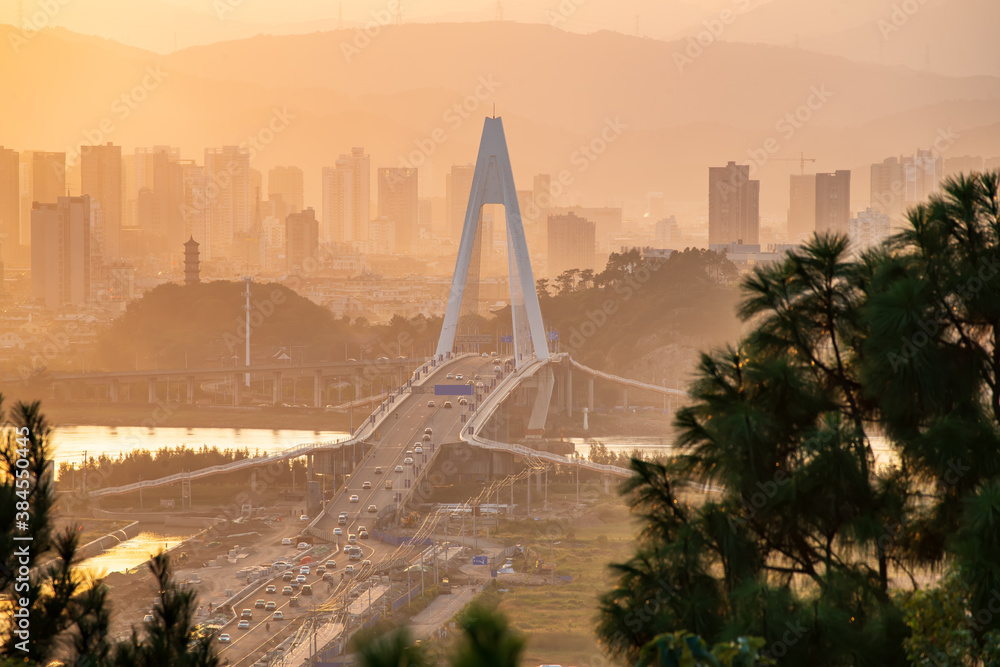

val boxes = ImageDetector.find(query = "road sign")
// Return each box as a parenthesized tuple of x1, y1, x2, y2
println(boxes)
(435, 384, 473, 396)
(500, 335, 513, 343)
(472, 556, 489, 565)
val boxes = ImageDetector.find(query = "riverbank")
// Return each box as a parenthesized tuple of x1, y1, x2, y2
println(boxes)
(44, 402, 357, 431)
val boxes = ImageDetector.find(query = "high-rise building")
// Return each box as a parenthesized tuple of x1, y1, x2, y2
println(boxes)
(871, 150, 942, 230)
(322, 160, 353, 244)
(654, 216, 679, 248)
(446, 164, 475, 241)
(417, 198, 433, 240)
(135, 146, 184, 251)
(849, 208, 890, 255)
(547, 211, 596, 277)
(268, 165, 304, 214)
(708, 162, 759, 245)
(815, 170, 851, 235)
(377, 167, 418, 253)
(787, 173, 816, 239)
(31, 152, 66, 205)
(31, 196, 91, 310)
(285, 207, 319, 272)
(0, 147, 18, 264)
(81, 142, 122, 261)
(204, 146, 250, 259)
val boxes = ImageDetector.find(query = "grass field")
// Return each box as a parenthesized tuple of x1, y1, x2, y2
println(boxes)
(491, 499, 638, 667)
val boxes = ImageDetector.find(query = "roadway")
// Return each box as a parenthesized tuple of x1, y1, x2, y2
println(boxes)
(215, 354, 500, 666)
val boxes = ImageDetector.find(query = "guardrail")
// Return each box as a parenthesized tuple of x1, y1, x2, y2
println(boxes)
(568, 357, 689, 398)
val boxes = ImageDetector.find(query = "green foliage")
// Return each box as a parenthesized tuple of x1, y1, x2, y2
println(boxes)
(635, 631, 771, 667)
(450, 604, 526, 667)
(597, 171, 1000, 666)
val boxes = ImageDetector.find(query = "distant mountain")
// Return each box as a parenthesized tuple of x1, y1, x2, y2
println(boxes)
(2, 21, 997, 220)
(672, 0, 1000, 78)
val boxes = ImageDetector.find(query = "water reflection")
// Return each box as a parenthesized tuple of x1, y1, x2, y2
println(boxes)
(77, 531, 191, 577)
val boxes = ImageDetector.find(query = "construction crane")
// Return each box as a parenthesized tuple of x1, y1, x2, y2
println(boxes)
(773, 152, 817, 175)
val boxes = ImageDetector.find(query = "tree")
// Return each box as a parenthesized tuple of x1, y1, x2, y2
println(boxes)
(0, 397, 219, 666)
(450, 604, 525, 667)
(596, 171, 1000, 665)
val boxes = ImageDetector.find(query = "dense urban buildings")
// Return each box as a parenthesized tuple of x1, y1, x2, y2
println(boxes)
(80, 143, 122, 261)
(848, 207, 890, 255)
(0, 146, 18, 264)
(285, 207, 319, 273)
(377, 167, 418, 253)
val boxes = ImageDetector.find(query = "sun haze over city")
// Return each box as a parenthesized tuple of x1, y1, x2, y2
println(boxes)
(1, 0, 1000, 665)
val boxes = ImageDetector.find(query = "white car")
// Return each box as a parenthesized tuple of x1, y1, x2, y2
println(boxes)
(350, 495, 359, 503)
(345, 564, 355, 574)
(427, 400, 435, 408)
(218, 633, 231, 643)
(296, 575, 306, 583)
(362, 481, 371, 489)
(367, 504, 377, 513)
(272, 611, 284, 620)
(456, 374, 463, 380)
(299, 566, 310, 575)
(482, 352, 489, 357)
(281, 538, 292, 546)
(424, 427, 433, 434)
(334, 527, 343, 536)
(414, 445, 423, 454)
(395, 465, 403, 473)
(446, 373, 454, 379)
(299, 515, 309, 522)
(238, 620, 250, 630)
(404, 457, 414, 465)
(296, 542, 310, 550)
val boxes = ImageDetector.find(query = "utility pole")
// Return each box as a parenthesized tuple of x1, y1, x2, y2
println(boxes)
(244, 276, 251, 387)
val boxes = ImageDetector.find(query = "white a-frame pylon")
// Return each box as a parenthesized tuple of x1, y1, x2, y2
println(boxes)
(435, 117, 549, 370)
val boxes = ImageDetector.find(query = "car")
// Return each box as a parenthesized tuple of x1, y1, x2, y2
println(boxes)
(323, 572, 334, 581)
(143, 614, 154, 623)
(348, 547, 362, 560)
(477, 381, 485, 388)
(265, 601, 276, 611)
(414, 445, 423, 454)
(282, 586, 293, 595)
(296, 574, 306, 583)
(326, 559, 336, 569)
(459, 397, 468, 405)
(378, 356, 389, 361)
(316, 566, 326, 575)
(282, 571, 294, 581)
(350, 495, 359, 503)
(427, 400, 435, 407)
(395, 465, 403, 473)
(482, 352, 489, 357)
(266, 584, 277, 594)
(362, 559, 372, 567)
(338, 514, 347, 525)
(272, 561, 289, 570)
(443, 401, 453, 408)
(241, 609, 252, 619)
(359, 529, 369, 539)
(422, 433, 431, 441)
(404, 457, 414, 465)
(424, 427, 433, 434)
(301, 584, 313, 595)
(299, 514, 309, 522)
(255, 599, 265, 609)
(456, 374, 463, 380)
(475, 374, 482, 380)
(348, 533, 357, 544)
(406, 449, 413, 457)
(290, 580, 301, 590)
(281, 537, 292, 546)
(374, 466, 383, 474)
(367, 504, 377, 513)
(344, 564, 355, 574)
(289, 596, 300, 607)
(272, 611, 284, 620)
(299, 566, 310, 575)
(297, 542, 310, 550)
(446, 373, 454, 379)
(218, 633, 231, 644)
(334, 527, 343, 536)
(385, 480, 393, 489)
(362, 481, 371, 490)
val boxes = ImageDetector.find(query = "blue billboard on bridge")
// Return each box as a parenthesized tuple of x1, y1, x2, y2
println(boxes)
(434, 384, 473, 396)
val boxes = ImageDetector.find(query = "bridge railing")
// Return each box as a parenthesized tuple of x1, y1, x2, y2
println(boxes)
(568, 358, 689, 398)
